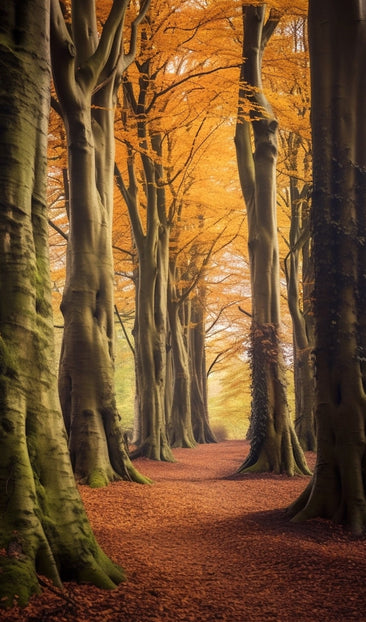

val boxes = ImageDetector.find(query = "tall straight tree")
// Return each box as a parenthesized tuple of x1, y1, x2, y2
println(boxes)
(167, 253, 197, 449)
(0, 0, 124, 607)
(284, 169, 315, 451)
(288, 0, 366, 534)
(50, 0, 151, 485)
(276, 17, 315, 451)
(234, 4, 309, 475)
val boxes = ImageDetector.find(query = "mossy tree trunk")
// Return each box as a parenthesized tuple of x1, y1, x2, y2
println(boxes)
(50, 0, 151, 485)
(0, 1, 124, 607)
(288, 0, 366, 535)
(234, 5, 309, 475)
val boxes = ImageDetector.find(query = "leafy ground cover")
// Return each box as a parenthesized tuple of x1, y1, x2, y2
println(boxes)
(3, 441, 365, 621)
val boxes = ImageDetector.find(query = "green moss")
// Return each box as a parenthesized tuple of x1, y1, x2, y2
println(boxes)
(88, 468, 110, 488)
(35, 292, 50, 318)
(126, 463, 153, 485)
(76, 550, 126, 589)
(0, 335, 18, 378)
(0, 557, 40, 609)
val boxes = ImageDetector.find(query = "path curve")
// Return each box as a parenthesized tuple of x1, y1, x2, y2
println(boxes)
(4, 441, 366, 621)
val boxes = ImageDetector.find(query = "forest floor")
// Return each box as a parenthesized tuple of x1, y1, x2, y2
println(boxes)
(3, 440, 366, 622)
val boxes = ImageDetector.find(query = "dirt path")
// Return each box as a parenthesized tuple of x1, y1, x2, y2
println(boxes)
(3, 441, 366, 621)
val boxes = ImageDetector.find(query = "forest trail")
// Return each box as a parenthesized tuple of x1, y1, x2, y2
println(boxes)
(3, 441, 366, 622)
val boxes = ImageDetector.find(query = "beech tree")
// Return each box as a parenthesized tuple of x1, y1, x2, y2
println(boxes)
(116, 2, 225, 457)
(115, 110, 174, 462)
(50, 0, 151, 484)
(167, 242, 197, 449)
(234, 4, 309, 475)
(288, 0, 366, 534)
(0, 0, 124, 607)
(283, 154, 315, 450)
(275, 17, 315, 451)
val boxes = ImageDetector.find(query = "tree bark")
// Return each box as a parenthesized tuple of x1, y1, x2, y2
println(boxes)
(132, 234, 173, 461)
(167, 264, 197, 449)
(234, 5, 309, 475)
(284, 173, 316, 451)
(288, 0, 366, 534)
(118, 63, 174, 461)
(189, 283, 217, 444)
(51, 0, 150, 485)
(0, 1, 124, 607)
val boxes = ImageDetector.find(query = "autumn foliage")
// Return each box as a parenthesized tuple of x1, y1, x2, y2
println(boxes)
(48, 1, 309, 441)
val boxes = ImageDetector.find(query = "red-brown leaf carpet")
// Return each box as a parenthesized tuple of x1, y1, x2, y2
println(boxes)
(3, 440, 366, 621)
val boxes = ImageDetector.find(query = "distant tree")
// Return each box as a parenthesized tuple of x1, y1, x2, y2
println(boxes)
(115, 105, 174, 462)
(167, 205, 217, 446)
(190, 288, 215, 442)
(0, 0, 124, 607)
(187, 242, 217, 444)
(288, 0, 366, 534)
(275, 16, 315, 451)
(116, 2, 224, 457)
(283, 133, 315, 451)
(234, 4, 309, 475)
(50, 0, 151, 485)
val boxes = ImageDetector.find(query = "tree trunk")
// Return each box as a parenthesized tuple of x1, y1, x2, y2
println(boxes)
(190, 290, 217, 443)
(0, 1, 124, 607)
(51, 0, 150, 485)
(234, 5, 309, 475)
(115, 159, 173, 460)
(167, 265, 196, 448)
(293, 345, 315, 450)
(285, 174, 316, 451)
(131, 237, 173, 460)
(117, 74, 174, 460)
(288, 0, 366, 534)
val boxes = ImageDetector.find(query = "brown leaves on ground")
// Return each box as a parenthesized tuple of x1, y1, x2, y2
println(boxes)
(2, 441, 366, 621)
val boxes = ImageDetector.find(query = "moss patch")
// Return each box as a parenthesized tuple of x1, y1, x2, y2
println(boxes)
(88, 468, 110, 488)
(0, 556, 40, 609)
(0, 336, 18, 378)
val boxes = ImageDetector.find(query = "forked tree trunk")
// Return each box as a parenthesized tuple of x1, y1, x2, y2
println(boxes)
(115, 153, 173, 461)
(118, 62, 174, 460)
(0, 1, 124, 607)
(234, 5, 309, 475)
(50, 0, 150, 485)
(288, 0, 366, 534)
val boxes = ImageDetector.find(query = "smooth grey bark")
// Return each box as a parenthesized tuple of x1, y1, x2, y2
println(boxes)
(117, 41, 176, 461)
(167, 261, 197, 449)
(50, 0, 151, 485)
(288, 0, 366, 535)
(0, 0, 124, 607)
(116, 128, 173, 461)
(189, 291, 217, 443)
(234, 5, 309, 475)
(284, 171, 315, 451)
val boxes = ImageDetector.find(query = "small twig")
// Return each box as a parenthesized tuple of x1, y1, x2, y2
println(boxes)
(238, 305, 252, 318)
(37, 576, 77, 606)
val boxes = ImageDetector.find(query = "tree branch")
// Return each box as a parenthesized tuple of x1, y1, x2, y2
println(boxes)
(114, 304, 135, 356)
